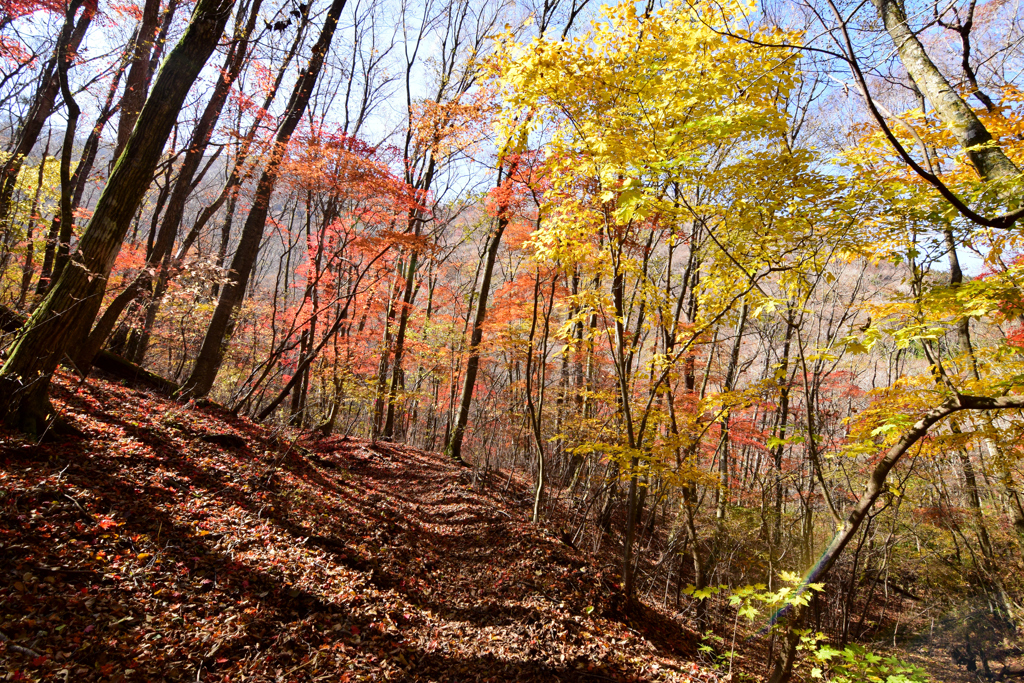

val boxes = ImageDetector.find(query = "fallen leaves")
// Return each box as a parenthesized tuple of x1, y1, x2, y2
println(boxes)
(1, 374, 715, 682)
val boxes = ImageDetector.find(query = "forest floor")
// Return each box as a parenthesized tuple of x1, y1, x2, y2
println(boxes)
(1, 374, 1005, 683)
(1, 373, 714, 683)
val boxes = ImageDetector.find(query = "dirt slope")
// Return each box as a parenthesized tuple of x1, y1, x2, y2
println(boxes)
(1, 376, 714, 682)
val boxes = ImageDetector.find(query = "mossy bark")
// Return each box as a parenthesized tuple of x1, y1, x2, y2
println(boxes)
(0, 0, 234, 432)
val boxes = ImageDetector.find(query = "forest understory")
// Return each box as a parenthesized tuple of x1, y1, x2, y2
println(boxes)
(0, 371, 1015, 682)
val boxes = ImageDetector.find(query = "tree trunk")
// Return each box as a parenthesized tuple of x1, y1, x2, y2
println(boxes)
(36, 68, 121, 297)
(763, 392, 1024, 682)
(945, 228, 1024, 541)
(16, 134, 50, 309)
(0, 0, 235, 434)
(870, 0, 1018, 181)
(609, 256, 639, 602)
(73, 0, 264, 371)
(445, 208, 510, 464)
(113, 0, 164, 161)
(715, 300, 748, 522)
(0, 2, 93, 229)
(181, 0, 349, 399)
(770, 312, 795, 552)
(382, 250, 420, 439)
(46, 0, 88, 290)
(526, 270, 557, 523)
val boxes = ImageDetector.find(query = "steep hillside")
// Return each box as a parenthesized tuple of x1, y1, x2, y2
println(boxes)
(1, 375, 711, 682)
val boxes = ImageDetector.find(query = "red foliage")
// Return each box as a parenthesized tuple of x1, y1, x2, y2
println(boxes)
(1, 0, 66, 21)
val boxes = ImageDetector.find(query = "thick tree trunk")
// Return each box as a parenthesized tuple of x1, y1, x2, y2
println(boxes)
(117, 5, 309, 367)
(181, 0, 349, 399)
(113, 0, 163, 161)
(870, 0, 1018, 181)
(0, 0, 235, 434)
(73, 0, 264, 371)
(73, 274, 149, 369)
(0, 303, 178, 394)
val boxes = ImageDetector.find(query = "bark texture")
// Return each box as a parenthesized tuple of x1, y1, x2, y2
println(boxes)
(0, 0, 235, 433)
(870, 0, 1018, 181)
(181, 0, 349, 399)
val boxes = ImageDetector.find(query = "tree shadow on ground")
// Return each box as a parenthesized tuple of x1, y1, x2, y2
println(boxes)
(1, 380, 699, 682)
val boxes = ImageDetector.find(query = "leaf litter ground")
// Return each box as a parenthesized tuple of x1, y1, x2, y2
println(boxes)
(1, 375, 714, 682)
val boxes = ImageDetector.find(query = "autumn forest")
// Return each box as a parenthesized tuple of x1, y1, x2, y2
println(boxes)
(1, 0, 1024, 679)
